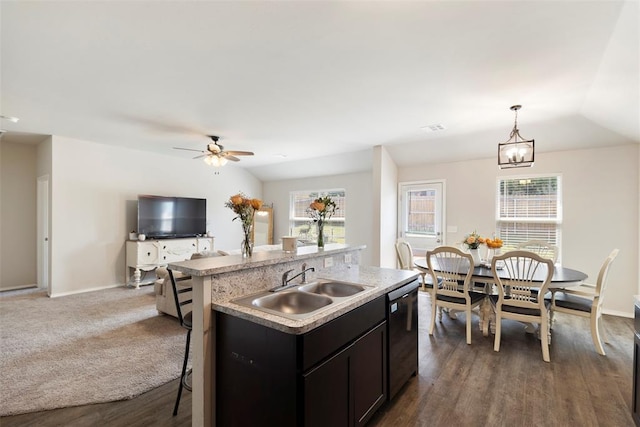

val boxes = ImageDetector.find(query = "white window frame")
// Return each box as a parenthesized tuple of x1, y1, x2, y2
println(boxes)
(495, 174, 563, 257)
(289, 189, 346, 244)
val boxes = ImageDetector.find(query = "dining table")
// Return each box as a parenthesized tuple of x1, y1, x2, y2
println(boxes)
(414, 256, 588, 336)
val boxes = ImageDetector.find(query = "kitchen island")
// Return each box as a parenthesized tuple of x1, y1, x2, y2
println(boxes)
(168, 244, 418, 426)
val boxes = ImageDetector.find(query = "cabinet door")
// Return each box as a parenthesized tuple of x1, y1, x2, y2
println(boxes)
(351, 321, 387, 427)
(135, 241, 159, 265)
(304, 346, 350, 427)
(197, 237, 213, 253)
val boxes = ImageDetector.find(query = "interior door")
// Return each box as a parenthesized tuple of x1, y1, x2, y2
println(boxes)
(37, 175, 50, 295)
(398, 181, 445, 255)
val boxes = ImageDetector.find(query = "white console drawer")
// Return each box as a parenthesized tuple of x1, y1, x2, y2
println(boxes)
(158, 239, 197, 263)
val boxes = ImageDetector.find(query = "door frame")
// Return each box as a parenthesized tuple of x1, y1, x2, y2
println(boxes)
(37, 174, 50, 296)
(397, 179, 447, 256)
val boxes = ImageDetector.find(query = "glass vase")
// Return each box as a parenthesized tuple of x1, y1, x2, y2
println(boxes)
(317, 220, 324, 249)
(241, 224, 253, 257)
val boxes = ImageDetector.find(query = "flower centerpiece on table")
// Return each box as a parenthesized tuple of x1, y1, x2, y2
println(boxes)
(307, 196, 337, 248)
(462, 231, 485, 264)
(462, 231, 485, 250)
(225, 193, 263, 257)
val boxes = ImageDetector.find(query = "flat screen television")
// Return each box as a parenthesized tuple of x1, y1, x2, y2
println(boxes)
(137, 195, 206, 239)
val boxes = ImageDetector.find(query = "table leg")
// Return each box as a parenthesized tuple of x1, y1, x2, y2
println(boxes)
(480, 298, 491, 337)
(132, 268, 141, 289)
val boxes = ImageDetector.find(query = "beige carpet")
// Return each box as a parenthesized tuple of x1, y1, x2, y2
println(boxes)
(0, 286, 186, 416)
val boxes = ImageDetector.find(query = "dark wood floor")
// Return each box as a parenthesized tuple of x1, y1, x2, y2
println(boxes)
(1, 291, 634, 427)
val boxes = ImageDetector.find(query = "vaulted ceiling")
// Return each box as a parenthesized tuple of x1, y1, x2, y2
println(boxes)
(1, 1, 638, 180)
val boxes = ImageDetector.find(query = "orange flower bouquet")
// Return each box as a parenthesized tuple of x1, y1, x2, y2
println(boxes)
(225, 193, 263, 257)
(307, 196, 337, 248)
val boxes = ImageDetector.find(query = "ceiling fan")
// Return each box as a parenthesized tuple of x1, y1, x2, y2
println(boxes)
(174, 135, 254, 167)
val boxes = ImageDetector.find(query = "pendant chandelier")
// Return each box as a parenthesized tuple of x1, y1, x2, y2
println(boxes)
(498, 105, 535, 169)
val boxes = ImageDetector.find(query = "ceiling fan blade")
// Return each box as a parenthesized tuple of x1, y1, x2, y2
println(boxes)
(192, 154, 207, 159)
(224, 150, 254, 156)
(225, 155, 241, 162)
(174, 147, 205, 153)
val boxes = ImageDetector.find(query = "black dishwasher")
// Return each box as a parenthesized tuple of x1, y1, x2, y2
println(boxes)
(386, 278, 419, 401)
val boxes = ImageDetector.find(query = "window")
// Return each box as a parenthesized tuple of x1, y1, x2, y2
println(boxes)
(290, 189, 346, 244)
(496, 176, 562, 251)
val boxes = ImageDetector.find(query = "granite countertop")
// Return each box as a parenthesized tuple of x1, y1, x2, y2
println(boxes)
(213, 265, 420, 334)
(168, 243, 364, 276)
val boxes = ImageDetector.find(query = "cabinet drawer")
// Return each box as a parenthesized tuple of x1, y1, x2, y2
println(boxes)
(302, 296, 386, 371)
(159, 239, 197, 262)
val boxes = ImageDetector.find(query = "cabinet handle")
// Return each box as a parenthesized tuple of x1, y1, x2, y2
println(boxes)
(147, 252, 151, 256)
(163, 246, 167, 249)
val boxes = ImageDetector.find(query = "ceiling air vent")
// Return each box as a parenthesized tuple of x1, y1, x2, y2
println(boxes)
(421, 124, 446, 132)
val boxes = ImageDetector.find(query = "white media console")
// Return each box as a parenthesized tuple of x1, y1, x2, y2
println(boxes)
(125, 237, 214, 288)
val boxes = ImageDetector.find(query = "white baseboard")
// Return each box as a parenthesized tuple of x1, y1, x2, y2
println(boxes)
(602, 308, 633, 319)
(49, 283, 125, 298)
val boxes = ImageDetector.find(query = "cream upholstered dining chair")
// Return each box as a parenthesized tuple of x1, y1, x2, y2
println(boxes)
(395, 239, 430, 292)
(516, 240, 559, 264)
(490, 250, 555, 362)
(427, 246, 485, 345)
(548, 249, 619, 356)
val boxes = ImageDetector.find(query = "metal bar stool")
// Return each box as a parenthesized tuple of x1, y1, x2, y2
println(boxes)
(168, 268, 193, 416)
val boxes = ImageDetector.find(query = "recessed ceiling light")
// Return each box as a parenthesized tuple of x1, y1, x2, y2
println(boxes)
(421, 124, 446, 132)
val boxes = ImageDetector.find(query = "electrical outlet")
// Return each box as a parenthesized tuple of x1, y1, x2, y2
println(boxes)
(324, 257, 333, 268)
(344, 253, 352, 264)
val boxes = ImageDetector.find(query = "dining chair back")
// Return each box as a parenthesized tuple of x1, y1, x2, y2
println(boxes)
(427, 246, 485, 344)
(548, 249, 619, 355)
(516, 240, 559, 264)
(396, 239, 430, 291)
(490, 250, 555, 362)
(395, 239, 413, 270)
(168, 268, 193, 416)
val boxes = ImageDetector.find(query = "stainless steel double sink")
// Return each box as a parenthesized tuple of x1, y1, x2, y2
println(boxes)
(231, 279, 373, 321)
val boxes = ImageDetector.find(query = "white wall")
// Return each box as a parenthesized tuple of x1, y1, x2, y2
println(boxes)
(399, 144, 639, 317)
(48, 136, 261, 296)
(0, 141, 38, 290)
(372, 146, 398, 268)
(262, 171, 374, 266)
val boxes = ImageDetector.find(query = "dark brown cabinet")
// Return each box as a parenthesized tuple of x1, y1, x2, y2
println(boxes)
(304, 322, 387, 427)
(216, 296, 387, 427)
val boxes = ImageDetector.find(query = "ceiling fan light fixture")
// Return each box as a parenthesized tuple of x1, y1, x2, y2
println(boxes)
(204, 155, 227, 167)
(498, 105, 535, 169)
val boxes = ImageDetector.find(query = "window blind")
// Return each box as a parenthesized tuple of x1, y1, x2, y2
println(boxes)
(496, 176, 561, 250)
